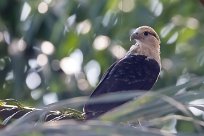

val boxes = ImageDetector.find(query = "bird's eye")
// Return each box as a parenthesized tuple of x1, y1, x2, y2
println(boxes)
(144, 31, 149, 36)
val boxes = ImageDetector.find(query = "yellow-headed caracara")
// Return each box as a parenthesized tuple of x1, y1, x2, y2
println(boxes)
(84, 26, 161, 119)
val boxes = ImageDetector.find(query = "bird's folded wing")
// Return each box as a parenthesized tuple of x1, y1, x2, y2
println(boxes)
(89, 55, 160, 97)
(84, 55, 160, 116)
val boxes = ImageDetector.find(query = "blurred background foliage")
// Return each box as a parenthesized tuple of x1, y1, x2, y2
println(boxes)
(0, 0, 204, 121)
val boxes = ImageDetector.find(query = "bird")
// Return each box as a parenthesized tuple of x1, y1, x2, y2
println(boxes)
(83, 26, 161, 119)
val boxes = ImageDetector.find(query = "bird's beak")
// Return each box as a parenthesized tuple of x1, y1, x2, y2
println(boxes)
(130, 32, 140, 42)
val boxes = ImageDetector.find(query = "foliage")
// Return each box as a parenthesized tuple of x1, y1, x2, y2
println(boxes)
(0, 0, 204, 135)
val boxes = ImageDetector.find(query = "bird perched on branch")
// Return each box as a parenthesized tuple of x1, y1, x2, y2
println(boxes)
(84, 26, 161, 119)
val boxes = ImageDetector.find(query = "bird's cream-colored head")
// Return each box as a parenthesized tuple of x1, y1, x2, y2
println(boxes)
(129, 26, 161, 66)
(130, 26, 160, 45)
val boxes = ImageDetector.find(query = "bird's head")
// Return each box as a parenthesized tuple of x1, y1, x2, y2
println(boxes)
(130, 26, 160, 48)
(129, 26, 161, 66)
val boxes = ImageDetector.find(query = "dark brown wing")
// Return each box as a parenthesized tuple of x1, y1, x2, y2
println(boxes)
(84, 55, 160, 119)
